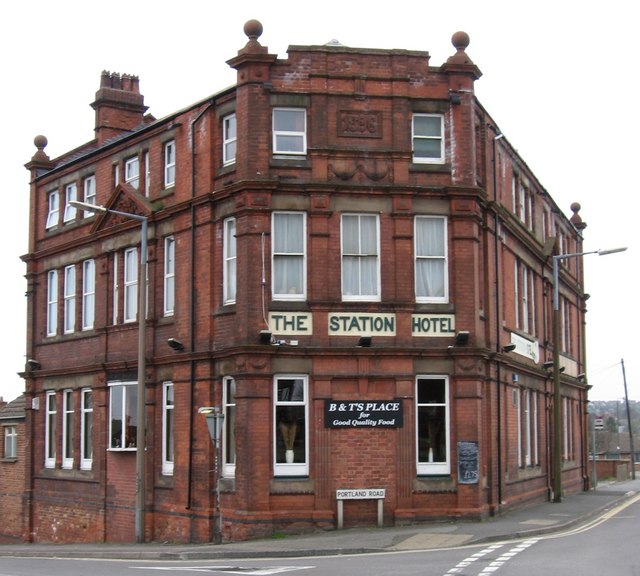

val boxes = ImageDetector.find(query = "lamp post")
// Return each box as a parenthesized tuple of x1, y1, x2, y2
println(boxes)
(551, 247, 626, 502)
(70, 200, 148, 542)
(198, 406, 225, 544)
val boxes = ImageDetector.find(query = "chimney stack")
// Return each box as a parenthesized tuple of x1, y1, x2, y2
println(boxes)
(91, 71, 148, 145)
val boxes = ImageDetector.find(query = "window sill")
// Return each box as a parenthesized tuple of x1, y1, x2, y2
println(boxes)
(270, 477, 314, 494)
(409, 163, 451, 174)
(413, 476, 455, 493)
(1, 457, 18, 463)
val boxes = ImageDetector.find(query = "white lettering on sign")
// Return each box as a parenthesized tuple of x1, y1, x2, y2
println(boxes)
(268, 312, 313, 335)
(411, 314, 456, 337)
(328, 313, 396, 336)
(336, 489, 386, 500)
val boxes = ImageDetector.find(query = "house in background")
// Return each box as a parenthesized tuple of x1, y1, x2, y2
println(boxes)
(0, 394, 26, 543)
(20, 20, 590, 544)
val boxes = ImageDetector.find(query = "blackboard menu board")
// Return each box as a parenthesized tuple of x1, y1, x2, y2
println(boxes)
(457, 441, 479, 484)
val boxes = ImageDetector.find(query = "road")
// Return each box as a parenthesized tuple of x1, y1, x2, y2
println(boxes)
(2, 495, 639, 576)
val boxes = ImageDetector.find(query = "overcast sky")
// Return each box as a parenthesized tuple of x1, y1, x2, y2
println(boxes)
(1, 0, 636, 403)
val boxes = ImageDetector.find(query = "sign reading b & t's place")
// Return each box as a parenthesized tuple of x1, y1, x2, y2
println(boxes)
(325, 400, 403, 428)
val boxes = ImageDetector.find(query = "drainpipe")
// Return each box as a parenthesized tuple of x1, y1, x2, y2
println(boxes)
(186, 100, 216, 513)
(492, 129, 505, 508)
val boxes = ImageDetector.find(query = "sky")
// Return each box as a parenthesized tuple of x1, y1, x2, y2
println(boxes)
(0, 0, 637, 403)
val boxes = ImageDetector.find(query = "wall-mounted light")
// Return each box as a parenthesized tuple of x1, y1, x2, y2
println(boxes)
(455, 331, 470, 346)
(259, 330, 273, 344)
(167, 338, 185, 352)
(27, 359, 41, 371)
(577, 373, 587, 382)
(502, 343, 516, 353)
(542, 361, 554, 370)
(512, 373, 519, 383)
(357, 336, 372, 348)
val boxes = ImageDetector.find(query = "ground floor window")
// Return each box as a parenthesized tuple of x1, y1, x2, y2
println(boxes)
(274, 375, 308, 476)
(416, 376, 450, 475)
(223, 377, 237, 477)
(109, 382, 138, 450)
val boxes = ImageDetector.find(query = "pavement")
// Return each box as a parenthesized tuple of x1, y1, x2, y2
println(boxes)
(1, 477, 639, 561)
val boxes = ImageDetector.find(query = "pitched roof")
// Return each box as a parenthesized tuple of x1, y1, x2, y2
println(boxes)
(0, 395, 26, 420)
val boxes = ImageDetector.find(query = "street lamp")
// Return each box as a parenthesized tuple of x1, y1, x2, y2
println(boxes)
(551, 247, 627, 502)
(198, 406, 225, 543)
(70, 200, 148, 542)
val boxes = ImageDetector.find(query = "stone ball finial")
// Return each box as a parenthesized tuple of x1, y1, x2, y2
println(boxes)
(244, 19, 263, 41)
(34, 135, 48, 150)
(452, 31, 470, 51)
(570, 202, 587, 230)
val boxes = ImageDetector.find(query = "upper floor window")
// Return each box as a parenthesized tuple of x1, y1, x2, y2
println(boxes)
(3, 425, 17, 459)
(341, 214, 380, 301)
(63, 183, 77, 223)
(144, 151, 151, 195)
(223, 377, 237, 478)
(416, 376, 450, 475)
(274, 375, 308, 476)
(164, 236, 175, 316)
(46, 190, 60, 229)
(109, 382, 138, 450)
(415, 216, 448, 303)
(63, 265, 76, 334)
(125, 157, 140, 189)
(515, 259, 536, 336)
(82, 259, 95, 331)
(46, 270, 58, 336)
(223, 218, 237, 305)
(80, 388, 93, 470)
(272, 212, 306, 300)
(412, 114, 445, 164)
(162, 382, 174, 475)
(512, 175, 534, 230)
(124, 248, 138, 323)
(83, 176, 96, 215)
(223, 114, 237, 166)
(273, 108, 306, 155)
(164, 141, 176, 187)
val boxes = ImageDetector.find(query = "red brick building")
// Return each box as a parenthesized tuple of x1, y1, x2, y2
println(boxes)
(0, 395, 26, 542)
(20, 20, 591, 544)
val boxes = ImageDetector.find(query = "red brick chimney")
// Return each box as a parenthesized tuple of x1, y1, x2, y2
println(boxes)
(91, 71, 148, 145)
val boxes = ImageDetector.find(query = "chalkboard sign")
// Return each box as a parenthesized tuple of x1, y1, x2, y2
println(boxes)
(457, 441, 479, 484)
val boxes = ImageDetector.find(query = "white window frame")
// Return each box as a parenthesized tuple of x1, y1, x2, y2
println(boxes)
(82, 259, 95, 331)
(45, 391, 57, 468)
(109, 381, 138, 451)
(46, 190, 60, 229)
(144, 151, 151, 195)
(341, 213, 380, 301)
(272, 212, 306, 301)
(83, 176, 96, 215)
(63, 183, 77, 223)
(164, 236, 175, 316)
(113, 253, 119, 325)
(63, 264, 76, 334)
(223, 377, 236, 478)
(412, 113, 445, 164)
(272, 108, 307, 155)
(414, 216, 448, 303)
(164, 140, 176, 187)
(273, 375, 309, 477)
(223, 218, 237, 305)
(162, 382, 174, 475)
(47, 269, 58, 337)
(80, 388, 93, 470)
(4, 425, 17, 459)
(62, 389, 74, 469)
(124, 248, 138, 323)
(125, 156, 140, 189)
(416, 375, 450, 475)
(223, 114, 237, 166)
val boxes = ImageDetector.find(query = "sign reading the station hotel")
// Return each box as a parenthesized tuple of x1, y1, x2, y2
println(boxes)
(268, 312, 456, 338)
(325, 400, 403, 428)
